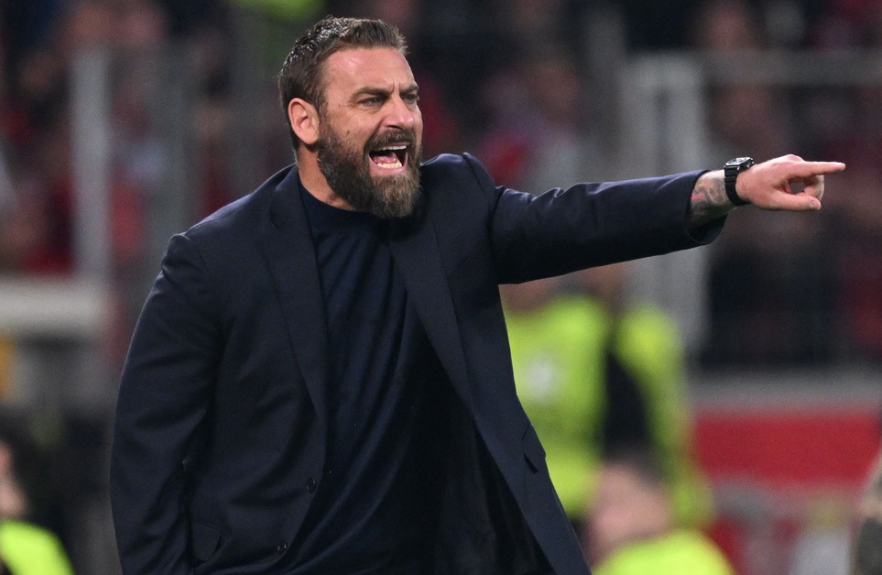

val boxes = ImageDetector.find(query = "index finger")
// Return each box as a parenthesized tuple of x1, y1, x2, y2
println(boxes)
(789, 161, 846, 178)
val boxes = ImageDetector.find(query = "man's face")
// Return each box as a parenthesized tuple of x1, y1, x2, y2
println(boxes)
(586, 464, 672, 561)
(314, 47, 423, 219)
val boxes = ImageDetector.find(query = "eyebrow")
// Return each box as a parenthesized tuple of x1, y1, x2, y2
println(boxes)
(352, 83, 419, 99)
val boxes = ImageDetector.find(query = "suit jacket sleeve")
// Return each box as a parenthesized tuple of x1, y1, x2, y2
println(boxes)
(111, 232, 223, 575)
(456, 154, 720, 283)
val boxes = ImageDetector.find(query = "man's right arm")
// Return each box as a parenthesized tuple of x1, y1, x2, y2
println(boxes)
(687, 155, 845, 228)
(110, 233, 223, 574)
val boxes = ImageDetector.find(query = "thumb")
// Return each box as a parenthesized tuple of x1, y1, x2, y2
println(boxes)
(767, 190, 822, 211)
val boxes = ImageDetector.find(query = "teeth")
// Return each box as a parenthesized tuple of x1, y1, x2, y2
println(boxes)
(371, 144, 407, 169)
(376, 158, 403, 169)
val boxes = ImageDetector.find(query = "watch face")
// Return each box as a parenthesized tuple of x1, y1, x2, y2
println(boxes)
(726, 157, 754, 169)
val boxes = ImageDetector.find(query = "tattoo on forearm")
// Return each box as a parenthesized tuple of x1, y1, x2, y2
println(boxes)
(688, 172, 733, 228)
(855, 452, 882, 575)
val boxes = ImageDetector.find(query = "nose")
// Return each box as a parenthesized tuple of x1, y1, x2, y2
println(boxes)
(385, 94, 417, 130)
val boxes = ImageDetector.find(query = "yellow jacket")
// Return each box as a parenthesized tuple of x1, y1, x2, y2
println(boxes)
(594, 530, 735, 575)
(0, 520, 74, 575)
(505, 295, 712, 526)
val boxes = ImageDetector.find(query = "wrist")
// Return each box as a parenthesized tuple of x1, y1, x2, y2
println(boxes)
(723, 157, 755, 206)
(688, 170, 734, 229)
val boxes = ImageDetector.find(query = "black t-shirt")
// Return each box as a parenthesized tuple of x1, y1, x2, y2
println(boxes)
(286, 183, 446, 574)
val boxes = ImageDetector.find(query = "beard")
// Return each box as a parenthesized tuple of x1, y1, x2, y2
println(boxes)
(315, 122, 422, 219)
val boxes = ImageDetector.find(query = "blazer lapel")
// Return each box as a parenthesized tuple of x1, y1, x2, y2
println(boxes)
(259, 168, 329, 422)
(390, 212, 475, 413)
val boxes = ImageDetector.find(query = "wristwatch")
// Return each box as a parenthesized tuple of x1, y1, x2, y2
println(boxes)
(723, 157, 755, 206)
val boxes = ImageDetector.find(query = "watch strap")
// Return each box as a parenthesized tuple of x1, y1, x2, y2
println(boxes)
(724, 157, 754, 206)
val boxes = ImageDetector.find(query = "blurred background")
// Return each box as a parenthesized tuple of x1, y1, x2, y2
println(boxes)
(0, 0, 879, 573)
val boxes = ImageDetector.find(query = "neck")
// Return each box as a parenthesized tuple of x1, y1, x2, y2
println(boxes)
(296, 150, 354, 210)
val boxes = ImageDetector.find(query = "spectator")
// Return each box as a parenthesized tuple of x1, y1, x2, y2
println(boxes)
(690, 0, 765, 51)
(502, 263, 713, 535)
(477, 45, 608, 192)
(585, 446, 734, 575)
(0, 414, 74, 575)
(815, 60, 882, 361)
(693, 0, 835, 367)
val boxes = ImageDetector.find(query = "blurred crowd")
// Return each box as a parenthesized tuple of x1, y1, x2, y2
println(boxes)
(2, 0, 882, 369)
(1, 0, 882, 366)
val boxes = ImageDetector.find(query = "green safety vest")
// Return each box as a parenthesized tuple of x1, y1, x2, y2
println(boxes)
(505, 295, 713, 526)
(593, 530, 735, 575)
(0, 520, 74, 575)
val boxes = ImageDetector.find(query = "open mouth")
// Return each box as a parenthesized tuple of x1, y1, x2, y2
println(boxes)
(369, 144, 409, 170)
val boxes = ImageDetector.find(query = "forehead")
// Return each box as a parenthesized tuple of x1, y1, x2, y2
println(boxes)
(321, 47, 415, 95)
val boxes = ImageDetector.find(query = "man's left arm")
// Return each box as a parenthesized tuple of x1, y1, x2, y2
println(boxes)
(687, 155, 846, 228)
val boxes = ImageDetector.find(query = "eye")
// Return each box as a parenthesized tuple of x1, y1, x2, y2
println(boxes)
(403, 93, 419, 105)
(360, 96, 382, 106)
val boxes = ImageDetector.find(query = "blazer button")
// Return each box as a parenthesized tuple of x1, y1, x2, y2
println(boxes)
(306, 477, 317, 492)
(277, 541, 288, 554)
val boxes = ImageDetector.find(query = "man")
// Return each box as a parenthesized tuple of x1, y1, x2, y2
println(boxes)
(501, 264, 713, 535)
(0, 416, 75, 575)
(109, 16, 845, 575)
(584, 447, 734, 575)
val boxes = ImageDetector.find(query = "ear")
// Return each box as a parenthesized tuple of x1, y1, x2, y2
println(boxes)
(288, 98, 320, 146)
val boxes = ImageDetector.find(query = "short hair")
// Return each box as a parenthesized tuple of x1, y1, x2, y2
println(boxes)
(277, 16, 408, 149)
(603, 444, 669, 490)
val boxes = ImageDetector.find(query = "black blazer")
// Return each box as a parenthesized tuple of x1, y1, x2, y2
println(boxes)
(110, 153, 719, 574)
